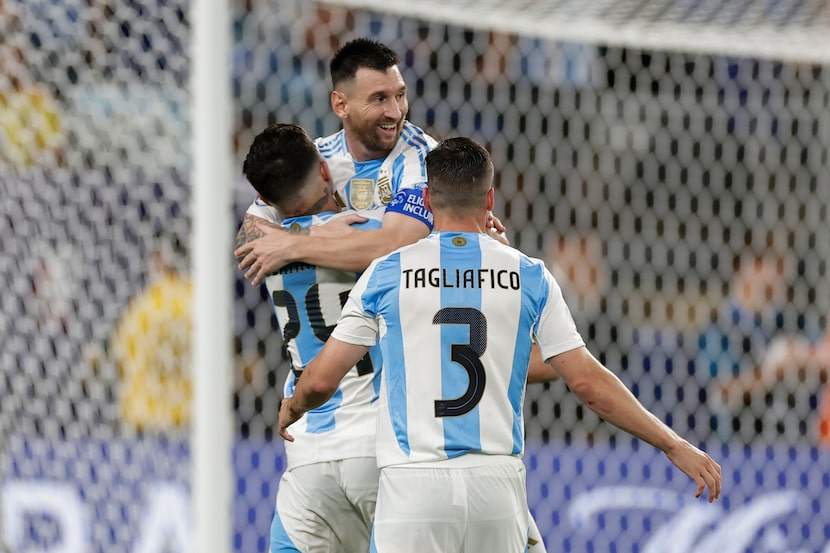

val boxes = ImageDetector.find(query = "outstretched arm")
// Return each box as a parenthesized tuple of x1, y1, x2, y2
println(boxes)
(549, 346, 722, 502)
(278, 337, 370, 441)
(236, 212, 429, 283)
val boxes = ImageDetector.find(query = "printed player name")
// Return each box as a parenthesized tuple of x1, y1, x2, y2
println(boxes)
(402, 268, 520, 289)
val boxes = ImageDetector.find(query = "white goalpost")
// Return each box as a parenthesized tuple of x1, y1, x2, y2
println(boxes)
(191, 1, 233, 552)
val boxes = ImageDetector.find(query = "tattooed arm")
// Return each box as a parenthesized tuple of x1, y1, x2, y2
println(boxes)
(234, 214, 301, 264)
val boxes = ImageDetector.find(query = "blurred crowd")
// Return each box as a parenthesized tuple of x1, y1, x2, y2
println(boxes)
(2, 0, 829, 449)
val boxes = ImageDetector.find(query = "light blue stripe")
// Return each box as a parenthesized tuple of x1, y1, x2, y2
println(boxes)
(270, 508, 302, 553)
(401, 122, 431, 151)
(400, 125, 431, 182)
(392, 152, 406, 192)
(509, 257, 547, 453)
(287, 268, 324, 365)
(369, 523, 379, 553)
(369, 346, 383, 402)
(364, 253, 410, 456)
(305, 388, 343, 433)
(439, 233, 482, 458)
(316, 130, 344, 156)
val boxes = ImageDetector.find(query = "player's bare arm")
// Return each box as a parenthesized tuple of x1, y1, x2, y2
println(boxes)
(234, 213, 292, 262)
(237, 211, 429, 284)
(278, 338, 370, 442)
(234, 211, 365, 265)
(549, 346, 722, 502)
(527, 343, 560, 383)
(308, 212, 368, 238)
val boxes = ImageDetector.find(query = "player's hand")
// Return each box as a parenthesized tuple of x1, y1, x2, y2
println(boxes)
(234, 222, 296, 285)
(310, 212, 368, 238)
(487, 212, 510, 246)
(665, 439, 722, 502)
(278, 397, 304, 442)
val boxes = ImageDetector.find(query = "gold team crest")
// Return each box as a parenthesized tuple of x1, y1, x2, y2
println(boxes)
(349, 178, 374, 209)
(377, 168, 393, 204)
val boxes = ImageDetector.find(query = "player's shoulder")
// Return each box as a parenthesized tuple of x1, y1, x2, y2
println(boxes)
(281, 211, 338, 231)
(329, 207, 384, 230)
(481, 237, 548, 270)
(245, 197, 282, 223)
(314, 129, 347, 158)
(399, 121, 439, 150)
(514, 247, 548, 273)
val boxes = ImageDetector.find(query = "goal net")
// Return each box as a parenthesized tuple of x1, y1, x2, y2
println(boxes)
(2, 0, 829, 551)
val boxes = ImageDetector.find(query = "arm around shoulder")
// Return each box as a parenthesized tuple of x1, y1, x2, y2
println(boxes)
(291, 211, 429, 272)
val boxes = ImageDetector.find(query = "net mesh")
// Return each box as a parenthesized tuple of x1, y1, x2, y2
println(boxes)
(2, 0, 829, 551)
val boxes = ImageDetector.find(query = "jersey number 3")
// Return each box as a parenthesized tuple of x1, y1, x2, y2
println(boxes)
(433, 307, 487, 418)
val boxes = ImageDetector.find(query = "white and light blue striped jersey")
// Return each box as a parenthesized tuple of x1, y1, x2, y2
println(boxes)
(245, 121, 437, 229)
(265, 210, 384, 469)
(331, 232, 585, 468)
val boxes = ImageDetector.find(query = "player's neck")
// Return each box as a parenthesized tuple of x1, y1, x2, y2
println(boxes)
(344, 132, 392, 163)
(432, 212, 487, 234)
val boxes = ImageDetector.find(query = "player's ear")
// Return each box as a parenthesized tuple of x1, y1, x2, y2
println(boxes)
(320, 159, 332, 183)
(331, 90, 347, 118)
(486, 188, 495, 211)
(422, 187, 432, 212)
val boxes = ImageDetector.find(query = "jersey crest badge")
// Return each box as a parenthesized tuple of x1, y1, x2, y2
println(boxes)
(349, 178, 374, 209)
(377, 169, 393, 205)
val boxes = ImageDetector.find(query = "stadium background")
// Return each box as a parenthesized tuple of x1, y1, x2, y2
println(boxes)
(1, 0, 830, 551)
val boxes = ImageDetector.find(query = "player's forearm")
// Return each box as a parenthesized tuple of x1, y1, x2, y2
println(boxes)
(292, 213, 429, 271)
(552, 348, 680, 453)
(571, 369, 681, 452)
(288, 365, 341, 417)
(278, 378, 340, 443)
(235, 214, 285, 262)
(290, 338, 371, 414)
(293, 227, 411, 272)
(289, 381, 335, 415)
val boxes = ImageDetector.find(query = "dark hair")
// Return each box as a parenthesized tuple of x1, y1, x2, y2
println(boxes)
(242, 124, 319, 207)
(330, 38, 400, 89)
(425, 137, 494, 211)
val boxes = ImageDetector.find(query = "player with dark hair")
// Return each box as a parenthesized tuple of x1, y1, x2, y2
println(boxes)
(243, 122, 384, 553)
(279, 137, 722, 552)
(235, 37, 442, 277)
(242, 124, 328, 213)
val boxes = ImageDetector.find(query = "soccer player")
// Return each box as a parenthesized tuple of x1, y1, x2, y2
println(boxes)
(278, 137, 722, 552)
(243, 123, 385, 552)
(234, 37, 507, 281)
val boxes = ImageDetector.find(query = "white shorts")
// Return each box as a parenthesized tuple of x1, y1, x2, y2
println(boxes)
(528, 514, 547, 552)
(270, 457, 379, 553)
(371, 456, 529, 553)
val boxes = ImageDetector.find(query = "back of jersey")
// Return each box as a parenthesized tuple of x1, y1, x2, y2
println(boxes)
(265, 211, 383, 469)
(352, 232, 583, 468)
